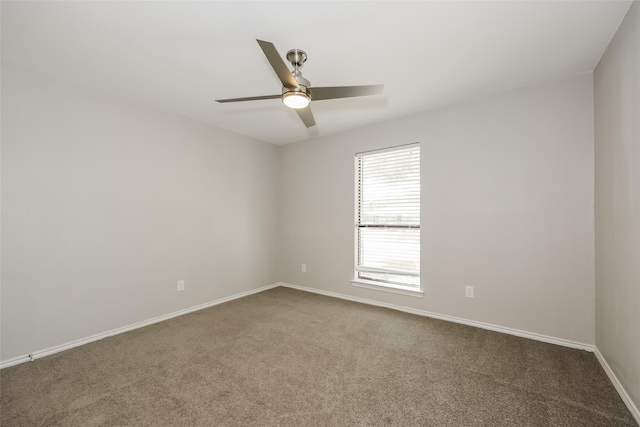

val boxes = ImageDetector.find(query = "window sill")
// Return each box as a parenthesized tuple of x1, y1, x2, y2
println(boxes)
(351, 279, 423, 298)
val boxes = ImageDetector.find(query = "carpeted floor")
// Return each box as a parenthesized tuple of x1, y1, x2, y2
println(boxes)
(1, 286, 637, 426)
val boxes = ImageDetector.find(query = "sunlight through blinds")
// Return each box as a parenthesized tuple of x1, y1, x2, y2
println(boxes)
(356, 143, 420, 288)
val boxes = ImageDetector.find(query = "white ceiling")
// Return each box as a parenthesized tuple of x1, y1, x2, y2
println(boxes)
(2, 1, 632, 145)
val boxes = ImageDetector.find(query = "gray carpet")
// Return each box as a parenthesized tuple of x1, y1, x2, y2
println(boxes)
(1, 286, 637, 426)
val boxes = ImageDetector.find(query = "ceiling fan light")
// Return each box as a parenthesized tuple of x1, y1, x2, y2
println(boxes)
(282, 92, 310, 109)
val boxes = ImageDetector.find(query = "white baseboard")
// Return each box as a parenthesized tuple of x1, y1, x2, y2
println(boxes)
(277, 282, 594, 351)
(279, 282, 640, 424)
(3, 281, 637, 426)
(0, 283, 280, 369)
(594, 347, 640, 425)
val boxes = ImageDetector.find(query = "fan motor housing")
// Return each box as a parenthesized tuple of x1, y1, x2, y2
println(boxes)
(282, 86, 309, 95)
(292, 71, 310, 88)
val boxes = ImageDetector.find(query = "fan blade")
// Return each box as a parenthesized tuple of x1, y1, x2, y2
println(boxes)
(309, 84, 384, 101)
(295, 106, 316, 128)
(216, 94, 281, 103)
(256, 39, 299, 90)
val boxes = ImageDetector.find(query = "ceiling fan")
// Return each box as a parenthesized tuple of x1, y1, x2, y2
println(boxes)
(215, 39, 384, 128)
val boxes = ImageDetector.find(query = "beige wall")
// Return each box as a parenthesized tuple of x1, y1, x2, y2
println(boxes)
(280, 74, 595, 344)
(1, 64, 280, 361)
(1, 65, 598, 362)
(594, 0, 640, 410)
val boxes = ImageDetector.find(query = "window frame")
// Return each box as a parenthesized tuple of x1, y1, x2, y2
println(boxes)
(352, 143, 422, 297)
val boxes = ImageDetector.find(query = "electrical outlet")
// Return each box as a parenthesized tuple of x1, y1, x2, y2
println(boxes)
(177, 280, 185, 291)
(301, 264, 306, 273)
(465, 286, 474, 298)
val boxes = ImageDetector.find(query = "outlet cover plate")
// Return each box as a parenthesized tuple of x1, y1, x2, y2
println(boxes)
(465, 286, 474, 298)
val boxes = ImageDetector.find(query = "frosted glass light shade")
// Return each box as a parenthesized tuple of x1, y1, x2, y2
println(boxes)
(282, 92, 310, 109)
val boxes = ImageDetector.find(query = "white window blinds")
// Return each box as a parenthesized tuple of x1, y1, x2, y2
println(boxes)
(356, 144, 420, 288)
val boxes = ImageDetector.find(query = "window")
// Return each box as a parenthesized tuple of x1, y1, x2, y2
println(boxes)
(354, 143, 420, 294)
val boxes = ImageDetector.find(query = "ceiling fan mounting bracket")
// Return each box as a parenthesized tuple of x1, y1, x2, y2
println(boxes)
(286, 49, 307, 68)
